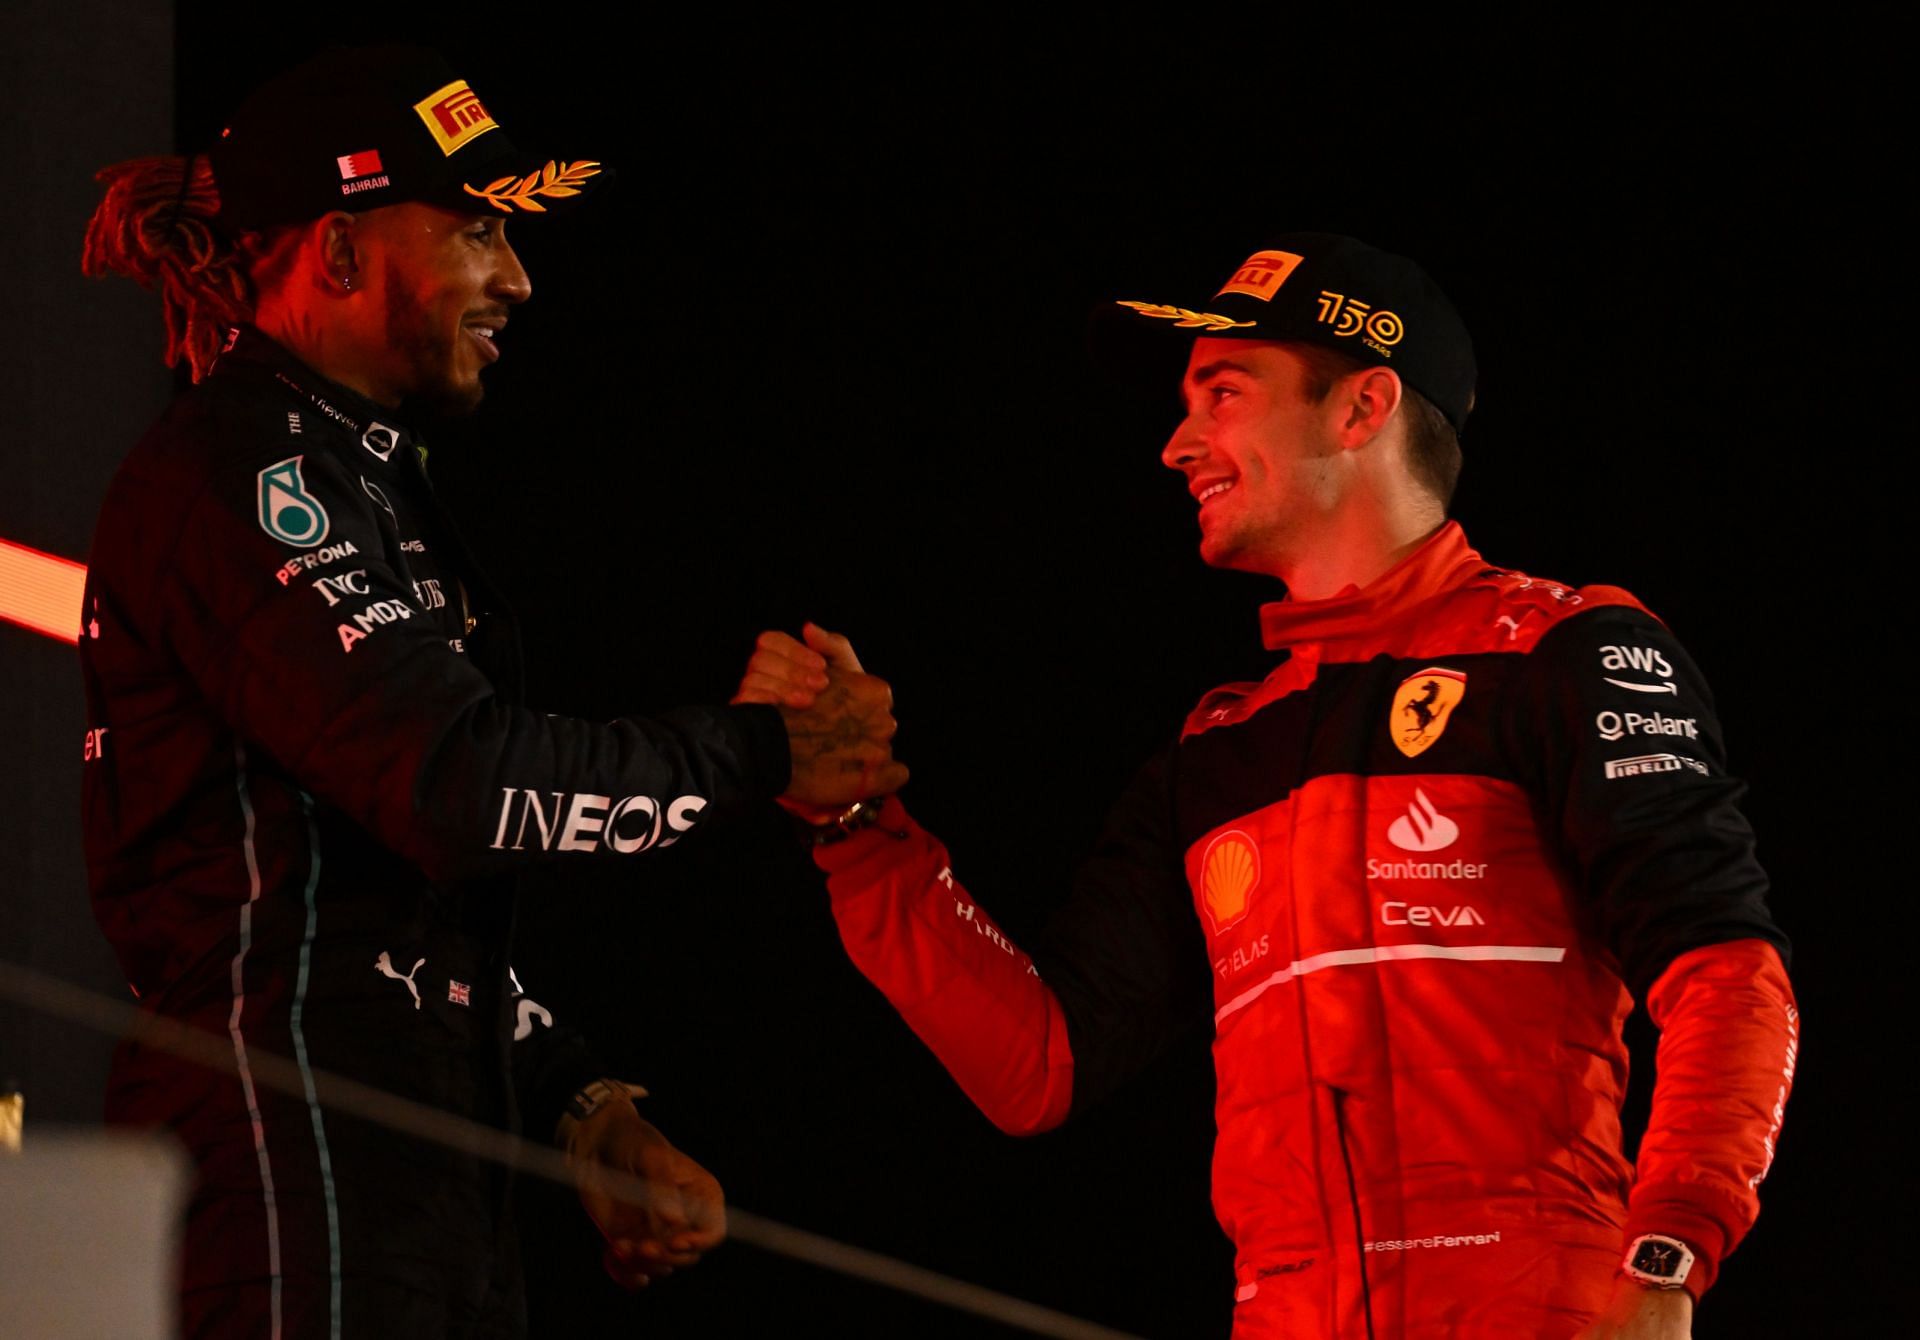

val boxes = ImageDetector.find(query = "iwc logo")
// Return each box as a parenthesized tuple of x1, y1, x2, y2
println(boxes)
(257, 457, 331, 547)
(1391, 667, 1467, 758)
(1200, 829, 1261, 936)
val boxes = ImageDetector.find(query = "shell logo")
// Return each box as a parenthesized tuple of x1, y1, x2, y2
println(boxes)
(1200, 830, 1261, 936)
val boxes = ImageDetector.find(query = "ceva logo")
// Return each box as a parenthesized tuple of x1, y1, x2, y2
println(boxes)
(1387, 789, 1458, 853)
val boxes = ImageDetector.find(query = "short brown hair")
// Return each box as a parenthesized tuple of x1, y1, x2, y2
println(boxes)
(1287, 342, 1463, 508)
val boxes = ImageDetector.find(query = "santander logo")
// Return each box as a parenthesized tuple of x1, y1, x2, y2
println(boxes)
(1387, 789, 1458, 852)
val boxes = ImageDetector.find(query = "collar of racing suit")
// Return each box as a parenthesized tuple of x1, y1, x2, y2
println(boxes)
(1257, 520, 1489, 653)
(212, 324, 424, 478)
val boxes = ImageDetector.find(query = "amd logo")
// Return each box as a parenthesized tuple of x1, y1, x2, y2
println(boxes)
(490, 788, 708, 854)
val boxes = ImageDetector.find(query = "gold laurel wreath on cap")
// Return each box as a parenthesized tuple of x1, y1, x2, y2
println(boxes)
(1116, 301, 1256, 331)
(462, 160, 602, 214)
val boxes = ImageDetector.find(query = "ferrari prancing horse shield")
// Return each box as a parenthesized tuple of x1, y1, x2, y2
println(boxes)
(1391, 666, 1467, 758)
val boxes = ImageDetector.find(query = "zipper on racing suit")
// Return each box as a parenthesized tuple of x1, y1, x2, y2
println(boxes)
(1332, 1085, 1378, 1340)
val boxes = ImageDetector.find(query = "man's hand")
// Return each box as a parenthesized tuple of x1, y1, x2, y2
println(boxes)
(735, 623, 908, 809)
(560, 1088, 726, 1290)
(733, 628, 831, 711)
(1572, 1279, 1694, 1339)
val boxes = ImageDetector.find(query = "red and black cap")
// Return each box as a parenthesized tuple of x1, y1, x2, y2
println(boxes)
(208, 44, 604, 230)
(1112, 232, 1477, 431)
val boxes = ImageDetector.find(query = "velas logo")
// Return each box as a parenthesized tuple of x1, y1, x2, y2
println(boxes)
(414, 79, 498, 157)
(336, 150, 384, 179)
(1200, 829, 1260, 936)
(257, 457, 331, 547)
(1316, 290, 1405, 357)
(1391, 667, 1466, 758)
(1387, 788, 1458, 852)
(1216, 249, 1305, 302)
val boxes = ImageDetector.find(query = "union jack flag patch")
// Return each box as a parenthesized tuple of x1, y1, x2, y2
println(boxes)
(448, 980, 471, 1006)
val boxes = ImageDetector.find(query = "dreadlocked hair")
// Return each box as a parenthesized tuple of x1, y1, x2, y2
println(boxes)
(82, 154, 263, 384)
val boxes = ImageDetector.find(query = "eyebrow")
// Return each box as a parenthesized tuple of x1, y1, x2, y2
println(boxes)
(1187, 359, 1256, 386)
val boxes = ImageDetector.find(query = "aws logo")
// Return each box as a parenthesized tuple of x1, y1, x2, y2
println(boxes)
(1200, 829, 1261, 936)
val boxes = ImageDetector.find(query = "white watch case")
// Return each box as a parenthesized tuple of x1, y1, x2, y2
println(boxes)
(1622, 1234, 1695, 1289)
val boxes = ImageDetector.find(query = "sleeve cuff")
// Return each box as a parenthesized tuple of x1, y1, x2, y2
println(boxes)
(1622, 1197, 1736, 1299)
(725, 702, 791, 798)
(521, 1045, 608, 1145)
(811, 794, 916, 873)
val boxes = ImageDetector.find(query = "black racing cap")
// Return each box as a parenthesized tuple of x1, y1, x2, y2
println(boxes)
(1112, 233, 1477, 431)
(208, 44, 604, 230)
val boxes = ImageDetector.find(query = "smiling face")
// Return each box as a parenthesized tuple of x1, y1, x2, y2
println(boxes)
(1161, 339, 1349, 577)
(354, 203, 530, 413)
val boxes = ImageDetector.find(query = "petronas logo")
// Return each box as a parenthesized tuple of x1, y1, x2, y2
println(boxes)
(257, 457, 331, 547)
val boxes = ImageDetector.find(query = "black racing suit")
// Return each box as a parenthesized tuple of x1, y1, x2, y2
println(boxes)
(78, 327, 790, 1337)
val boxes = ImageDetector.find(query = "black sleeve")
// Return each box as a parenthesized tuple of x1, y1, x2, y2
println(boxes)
(508, 965, 608, 1140)
(1509, 606, 1787, 998)
(1033, 749, 1214, 1114)
(159, 442, 789, 884)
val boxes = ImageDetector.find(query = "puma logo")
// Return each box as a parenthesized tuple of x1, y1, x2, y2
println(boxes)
(375, 952, 425, 1009)
(1495, 615, 1523, 640)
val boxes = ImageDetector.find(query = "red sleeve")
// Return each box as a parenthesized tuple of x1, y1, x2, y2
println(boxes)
(812, 796, 1075, 1136)
(1624, 938, 1799, 1298)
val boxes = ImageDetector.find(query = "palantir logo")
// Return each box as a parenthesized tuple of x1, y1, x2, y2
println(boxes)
(1387, 789, 1459, 852)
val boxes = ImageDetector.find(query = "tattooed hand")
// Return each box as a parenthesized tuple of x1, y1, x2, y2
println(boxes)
(736, 623, 908, 808)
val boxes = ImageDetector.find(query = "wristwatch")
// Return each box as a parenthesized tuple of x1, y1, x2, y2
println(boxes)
(1621, 1234, 1695, 1290)
(566, 1078, 647, 1124)
(806, 797, 890, 847)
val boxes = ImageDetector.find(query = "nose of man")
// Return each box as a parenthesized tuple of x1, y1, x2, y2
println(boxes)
(1161, 416, 1209, 472)
(492, 237, 533, 304)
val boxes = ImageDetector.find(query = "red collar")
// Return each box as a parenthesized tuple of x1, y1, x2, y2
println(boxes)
(1258, 522, 1488, 652)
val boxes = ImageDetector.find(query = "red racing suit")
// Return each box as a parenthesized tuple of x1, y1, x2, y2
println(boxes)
(815, 523, 1797, 1339)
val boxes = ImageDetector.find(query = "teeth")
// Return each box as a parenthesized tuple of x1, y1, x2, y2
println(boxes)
(1198, 481, 1235, 503)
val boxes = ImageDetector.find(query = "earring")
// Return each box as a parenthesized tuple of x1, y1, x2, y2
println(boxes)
(341, 273, 353, 291)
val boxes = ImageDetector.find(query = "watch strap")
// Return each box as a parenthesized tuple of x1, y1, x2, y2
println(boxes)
(565, 1078, 647, 1124)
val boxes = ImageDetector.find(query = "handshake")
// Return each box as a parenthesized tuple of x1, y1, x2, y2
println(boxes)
(732, 622, 908, 815)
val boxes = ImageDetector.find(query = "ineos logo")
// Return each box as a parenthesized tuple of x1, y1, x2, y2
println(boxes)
(490, 788, 708, 854)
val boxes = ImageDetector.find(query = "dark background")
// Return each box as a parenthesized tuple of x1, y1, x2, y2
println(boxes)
(3, 6, 1899, 1335)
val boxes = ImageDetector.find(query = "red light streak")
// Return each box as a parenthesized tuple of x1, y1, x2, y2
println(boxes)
(0, 537, 86, 643)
